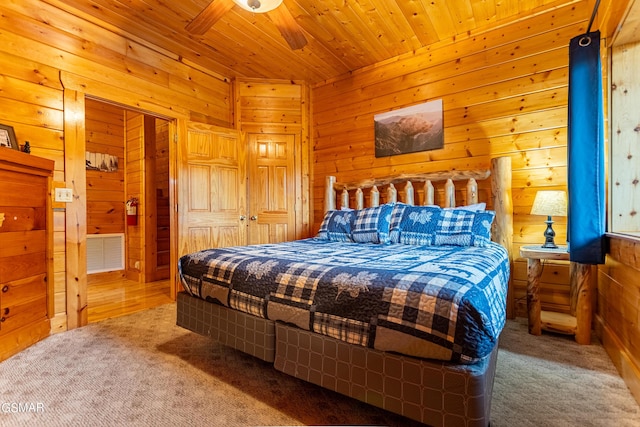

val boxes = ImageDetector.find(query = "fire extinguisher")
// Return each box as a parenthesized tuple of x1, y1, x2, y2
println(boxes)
(126, 197, 138, 226)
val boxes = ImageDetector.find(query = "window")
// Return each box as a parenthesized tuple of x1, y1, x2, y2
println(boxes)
(609, 40, 640, 236)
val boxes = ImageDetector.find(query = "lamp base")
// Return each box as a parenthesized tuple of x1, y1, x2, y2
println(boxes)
(540, 216, 557, 249)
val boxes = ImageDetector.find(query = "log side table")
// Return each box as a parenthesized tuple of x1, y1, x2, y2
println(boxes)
(519, 245, 593, 344)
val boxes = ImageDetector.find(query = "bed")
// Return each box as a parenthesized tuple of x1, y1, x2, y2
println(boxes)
(176, 156, 514, 427)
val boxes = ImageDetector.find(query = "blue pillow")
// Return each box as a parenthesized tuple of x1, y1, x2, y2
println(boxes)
(434, 209, 495, 247)
(444, 202, 486, 212)
(352, 204, 393, 243)
(395, 205, 495, 247)
(316, 210, 354, 242)
(389, 202, 408, 243)
(397, 205, 442, 245)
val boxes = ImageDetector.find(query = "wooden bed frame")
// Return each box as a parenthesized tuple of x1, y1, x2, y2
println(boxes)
(177, 156, 513, 427)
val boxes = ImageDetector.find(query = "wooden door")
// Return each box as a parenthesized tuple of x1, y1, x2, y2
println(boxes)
(248, 133, 296, 244)
(177, 122, 246, 257)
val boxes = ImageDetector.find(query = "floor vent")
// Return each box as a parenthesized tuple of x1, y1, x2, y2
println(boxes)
(87, 234, 125, 274)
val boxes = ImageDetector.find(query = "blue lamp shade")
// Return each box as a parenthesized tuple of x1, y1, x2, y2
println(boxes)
(531, 191, 567, 249)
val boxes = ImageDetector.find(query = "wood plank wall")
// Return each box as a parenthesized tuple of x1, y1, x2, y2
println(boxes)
(236, 78, 306, 133)
(85, 99, 125, 235)
(155, 120, 171, 271)
(124, 112, 145, 282)
(598, 236, 640, 404)
(311, 3, 591, 317)
(0, 1, 233, 330)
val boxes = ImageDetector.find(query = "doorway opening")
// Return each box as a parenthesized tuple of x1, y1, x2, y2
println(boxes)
(84, 98, 172, 323)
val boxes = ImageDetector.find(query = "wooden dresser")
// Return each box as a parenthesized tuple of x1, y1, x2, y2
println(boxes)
(0, 149, 54, 362)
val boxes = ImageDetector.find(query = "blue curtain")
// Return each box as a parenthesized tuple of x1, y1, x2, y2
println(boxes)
(567, 30, 606, 264)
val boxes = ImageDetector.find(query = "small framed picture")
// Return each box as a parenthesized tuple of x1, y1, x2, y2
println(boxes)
(0, 124, 19, 151)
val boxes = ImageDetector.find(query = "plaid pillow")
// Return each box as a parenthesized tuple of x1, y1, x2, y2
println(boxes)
(389, 202, 408, 243)
(434, 209, 495, 247)
(351, 204, 393, 243)
(316, 210, 354, 242)
(397, 205, 442, 245)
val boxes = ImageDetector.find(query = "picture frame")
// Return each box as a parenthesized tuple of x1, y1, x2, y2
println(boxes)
(374, 99, 444, 158)
(85, 151, 119, 172)
(0, 124, 19, 151)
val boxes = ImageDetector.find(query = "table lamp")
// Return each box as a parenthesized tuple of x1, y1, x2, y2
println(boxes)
(530, 190, 567, 249)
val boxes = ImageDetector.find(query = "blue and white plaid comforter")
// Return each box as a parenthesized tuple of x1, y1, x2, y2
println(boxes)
(179, 238, 509, 363)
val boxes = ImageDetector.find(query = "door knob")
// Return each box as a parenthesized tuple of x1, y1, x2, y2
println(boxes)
(240, 215, 246, 221)
(250, 215, 258, 221)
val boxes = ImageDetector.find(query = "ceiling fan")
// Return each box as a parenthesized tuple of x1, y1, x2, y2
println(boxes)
(186, 0, 308, 50)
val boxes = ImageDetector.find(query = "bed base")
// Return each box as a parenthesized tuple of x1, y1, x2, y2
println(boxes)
(274, 322, 497, 427)
(177, 291, 497, 427)
(176, 291, 275, 363)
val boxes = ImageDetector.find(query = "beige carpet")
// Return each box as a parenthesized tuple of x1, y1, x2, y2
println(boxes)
(0, 303, 639, 427)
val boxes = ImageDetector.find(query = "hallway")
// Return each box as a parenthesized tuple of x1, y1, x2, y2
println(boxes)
(87, 275, 172, 323)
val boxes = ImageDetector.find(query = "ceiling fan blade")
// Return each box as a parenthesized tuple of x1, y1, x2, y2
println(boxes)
(185, 0, 235, 35)
(268, 5, 307, 50)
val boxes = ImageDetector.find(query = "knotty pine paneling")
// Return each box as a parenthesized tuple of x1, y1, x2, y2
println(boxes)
(236, 79, 305, 133)
(43, 0, 621, 86)
(124, 112, 144, 282)
(85, 99, 125, 235)
(1, 2, 231, 123)
(311, 4, 590, 317)
(598, 235, 640, 405)
(155, 120, 171, 270)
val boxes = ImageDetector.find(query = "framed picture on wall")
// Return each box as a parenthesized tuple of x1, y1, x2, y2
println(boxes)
(374, 99, 444, 158)
(0, 124, 19, 151)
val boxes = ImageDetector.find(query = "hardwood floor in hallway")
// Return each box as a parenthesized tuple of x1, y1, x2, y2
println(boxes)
(87, 273, 174, 323)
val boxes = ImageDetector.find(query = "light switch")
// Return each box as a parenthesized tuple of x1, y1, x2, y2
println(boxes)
(54, 188, 73, 203)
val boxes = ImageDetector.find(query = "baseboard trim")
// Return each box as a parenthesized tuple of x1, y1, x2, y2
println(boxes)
(50, 314, 68, 334)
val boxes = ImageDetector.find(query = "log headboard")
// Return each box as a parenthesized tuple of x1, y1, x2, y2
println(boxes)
(323, 156, 514, 317)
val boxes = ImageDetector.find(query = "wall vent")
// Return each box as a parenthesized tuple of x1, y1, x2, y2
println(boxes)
(87, 233, 125, 274)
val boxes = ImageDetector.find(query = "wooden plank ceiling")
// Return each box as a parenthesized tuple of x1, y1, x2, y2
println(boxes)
(49, 0, 592, 85)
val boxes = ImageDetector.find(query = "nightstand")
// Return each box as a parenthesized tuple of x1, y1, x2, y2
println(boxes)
(519, 245, 594, 344)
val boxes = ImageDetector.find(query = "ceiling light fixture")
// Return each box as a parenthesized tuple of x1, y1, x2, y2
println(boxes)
(233, 0, 283, 13)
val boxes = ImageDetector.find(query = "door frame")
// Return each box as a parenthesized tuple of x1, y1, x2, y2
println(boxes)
(62, 83, 187, 329)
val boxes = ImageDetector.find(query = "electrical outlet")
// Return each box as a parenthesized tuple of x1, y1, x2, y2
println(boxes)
(54, 188, 73, 203)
